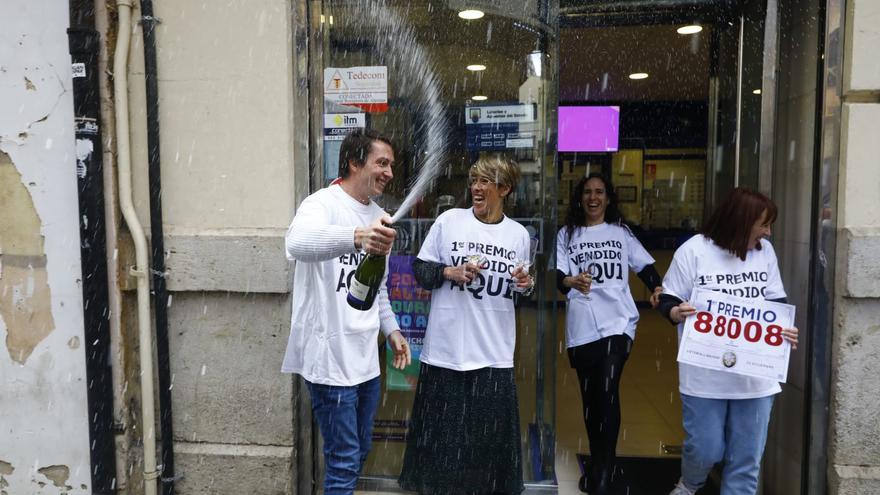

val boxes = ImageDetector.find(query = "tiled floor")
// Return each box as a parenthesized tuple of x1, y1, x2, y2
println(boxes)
(358, 308, 684, 494)
(554, 310, 685, 493)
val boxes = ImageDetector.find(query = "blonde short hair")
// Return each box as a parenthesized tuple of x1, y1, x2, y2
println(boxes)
(468, 154, 521, 192)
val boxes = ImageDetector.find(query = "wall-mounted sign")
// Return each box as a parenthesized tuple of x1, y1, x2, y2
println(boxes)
(465, 103, 537, 151)
(324, 66, 388, 112)
(323, 113, 366, 141)
(322, 113, 367, 182)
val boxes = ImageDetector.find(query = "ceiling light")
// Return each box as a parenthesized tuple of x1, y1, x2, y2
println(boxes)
(753, 88, 762, 95)
(677, 25, 703, 35)
(628, 72, 649, 80)
(471, 95, 488, 101)
(467, 64, 487, 72)
(458, 9, 485, 20)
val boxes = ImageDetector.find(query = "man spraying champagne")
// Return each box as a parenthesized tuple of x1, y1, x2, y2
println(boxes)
(282, 129, 411, 494)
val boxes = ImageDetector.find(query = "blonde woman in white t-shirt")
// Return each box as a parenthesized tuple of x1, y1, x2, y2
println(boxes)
(398, 155, 534, 495)
(658, 187, 799, 495)
(555, 173, 663, 495)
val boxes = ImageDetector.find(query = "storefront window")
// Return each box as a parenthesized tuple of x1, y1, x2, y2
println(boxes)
(309, 0, 559, 487)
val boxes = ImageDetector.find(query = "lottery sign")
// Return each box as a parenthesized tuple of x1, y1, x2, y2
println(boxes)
(677, 288, 795, 382)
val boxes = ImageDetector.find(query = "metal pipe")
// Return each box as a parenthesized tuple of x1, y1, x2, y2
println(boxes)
(138, 1, 175, 492)
(733, 14, 744, 187)
(94, 0, 130, 487)
(113, 1, 158, 494)
(94, 0, 131, 489)
(758, 0, 780, 195)
(67, 0, 117, 491)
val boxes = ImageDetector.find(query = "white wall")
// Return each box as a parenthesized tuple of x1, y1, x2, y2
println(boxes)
(0, 1, 93, 493)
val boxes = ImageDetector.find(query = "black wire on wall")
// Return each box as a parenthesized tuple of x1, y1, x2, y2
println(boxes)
(139, 1, 176, 493)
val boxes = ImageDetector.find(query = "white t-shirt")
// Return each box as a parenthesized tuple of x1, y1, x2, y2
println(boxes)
(417, 208, 530, 371)
(663, 234, 787, 399)
(555, 223, 655, 347)
(281, 185, 399, 386)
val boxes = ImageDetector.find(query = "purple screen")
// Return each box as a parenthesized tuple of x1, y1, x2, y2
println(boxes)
(557, 106, 620, 152)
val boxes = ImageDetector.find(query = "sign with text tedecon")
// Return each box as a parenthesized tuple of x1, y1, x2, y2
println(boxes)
(324, 66, 388, 112)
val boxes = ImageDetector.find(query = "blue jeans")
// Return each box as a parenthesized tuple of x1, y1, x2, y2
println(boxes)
(306, 376, 381, 495)
(680, 394, 775, 495)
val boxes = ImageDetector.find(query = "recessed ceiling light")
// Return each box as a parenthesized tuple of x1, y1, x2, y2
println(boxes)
(458, 9, 484, 20)
(753, 88, 762, 95)
(467, 64, 487, 72)
(628, 72, 649, 80)
(677, 25, 703, 35)
(472, 95, 488, 101)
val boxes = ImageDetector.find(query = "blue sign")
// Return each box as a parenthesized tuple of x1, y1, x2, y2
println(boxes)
(465, 103, 537, 151)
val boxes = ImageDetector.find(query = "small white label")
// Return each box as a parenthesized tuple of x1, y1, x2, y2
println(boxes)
(72, 63, 86, 78)
(348, 278, 370, 301)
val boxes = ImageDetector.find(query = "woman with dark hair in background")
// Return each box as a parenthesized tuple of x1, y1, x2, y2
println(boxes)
(658, 187, 799, 495)
(555, 173, 663, 494)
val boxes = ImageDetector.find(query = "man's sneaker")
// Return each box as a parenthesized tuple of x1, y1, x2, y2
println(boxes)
(669, 478, 697, 495)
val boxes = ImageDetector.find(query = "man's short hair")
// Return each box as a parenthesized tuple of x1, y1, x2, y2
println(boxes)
(338, 129, 395, 178)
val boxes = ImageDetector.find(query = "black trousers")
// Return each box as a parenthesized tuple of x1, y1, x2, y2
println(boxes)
(567, 334, 633, 473)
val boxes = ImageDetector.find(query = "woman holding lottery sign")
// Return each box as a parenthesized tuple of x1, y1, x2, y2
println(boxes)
(555, 173, 663, 495)
(398, 155, 534, 495)
(658, 187, 799, 495)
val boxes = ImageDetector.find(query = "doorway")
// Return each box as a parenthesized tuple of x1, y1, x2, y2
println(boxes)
(555, 0, 792, 493)
(302, 0, 804, 493)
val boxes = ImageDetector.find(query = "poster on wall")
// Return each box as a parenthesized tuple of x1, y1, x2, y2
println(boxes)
(677, 288, 795, 382)
(385, 255, 431, 391)
(324, 66, 388, 112)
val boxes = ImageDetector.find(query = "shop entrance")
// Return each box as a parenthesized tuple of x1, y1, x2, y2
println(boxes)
(303, 0, 802, 493)
(555, 0, 791, 493)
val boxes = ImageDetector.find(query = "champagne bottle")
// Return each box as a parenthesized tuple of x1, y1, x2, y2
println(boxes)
(346, 252, 386, 311)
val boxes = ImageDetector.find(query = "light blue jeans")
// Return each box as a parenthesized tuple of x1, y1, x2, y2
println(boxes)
(680, 394, 775, 495)
(306, 376, 381, 495)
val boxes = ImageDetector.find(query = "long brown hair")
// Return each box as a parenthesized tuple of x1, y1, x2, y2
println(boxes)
(564, 173, 624, 243)
(702, 187, 778, 261)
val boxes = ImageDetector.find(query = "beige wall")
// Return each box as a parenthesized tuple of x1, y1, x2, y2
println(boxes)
(829, 0, 880, 493)
(121, 1, 302, 493)
(129, 0, 298, 230)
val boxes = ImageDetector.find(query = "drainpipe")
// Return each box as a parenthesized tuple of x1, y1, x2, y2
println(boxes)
(67, 1, 117, 491)
(94, 0, 131, 489)
(138, 1, 176, 492)
(113, 2, 159, 494)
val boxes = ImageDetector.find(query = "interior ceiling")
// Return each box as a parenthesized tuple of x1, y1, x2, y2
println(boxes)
(325, 2, 712, 105)
(560, 23, 712, 102)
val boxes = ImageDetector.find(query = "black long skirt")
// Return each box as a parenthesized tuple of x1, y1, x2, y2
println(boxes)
(398, 363, 524, 495)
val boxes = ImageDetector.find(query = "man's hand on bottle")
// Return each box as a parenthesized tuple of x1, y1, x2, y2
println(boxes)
(388, 330, 411, 370)
(355, 215, 396, 255)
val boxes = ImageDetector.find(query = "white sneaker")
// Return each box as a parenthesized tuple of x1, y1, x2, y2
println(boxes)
(669, 478, 697, 495)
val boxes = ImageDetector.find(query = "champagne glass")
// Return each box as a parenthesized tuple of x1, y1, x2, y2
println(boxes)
(465, 253, 487, 286)
(512, 237, 539, 292)
(583, 262, 600, 301)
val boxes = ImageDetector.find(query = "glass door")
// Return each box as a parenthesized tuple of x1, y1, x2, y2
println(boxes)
(307, 0, 560, 489)
(557, 0, 781, 492)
